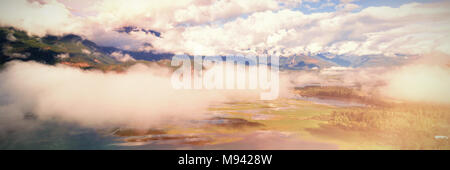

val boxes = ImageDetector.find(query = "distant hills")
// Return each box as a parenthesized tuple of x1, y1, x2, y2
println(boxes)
(279, 52, 414, 70)
(0, 26, 414, 71)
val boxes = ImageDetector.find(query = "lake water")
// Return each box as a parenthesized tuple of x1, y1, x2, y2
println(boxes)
(0, 97, 351, 150)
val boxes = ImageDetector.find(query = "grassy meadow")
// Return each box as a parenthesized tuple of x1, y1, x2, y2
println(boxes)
(111, 86, 449, 150)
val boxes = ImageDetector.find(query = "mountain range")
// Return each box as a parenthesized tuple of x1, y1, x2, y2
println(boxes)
(0, 27, 173, 71)
(0, 26, 414, 71)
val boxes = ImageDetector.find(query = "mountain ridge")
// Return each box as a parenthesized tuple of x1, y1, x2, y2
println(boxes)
(1, 26, 415, 71)
(0, 27, 174, 71)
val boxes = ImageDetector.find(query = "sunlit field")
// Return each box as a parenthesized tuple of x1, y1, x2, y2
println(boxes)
(93, 85, 449, 150)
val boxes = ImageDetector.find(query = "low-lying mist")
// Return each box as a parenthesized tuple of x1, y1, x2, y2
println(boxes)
(382, 53, 450, 104)
(0, 61, 264, 130)
(287, 53, 450, 104)
(0, 53, 449, 133)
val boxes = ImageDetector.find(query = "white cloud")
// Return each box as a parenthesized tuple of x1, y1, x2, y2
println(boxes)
(6, 33, 16, 41)
(152, 2, 450, 56)
(81, 49, 91, 55)
(56, 53, 69, 59)
(0, 0, 83, 36)
(110, 51, 135, 62)
(0, 61, 268, 128)
(1, 0, 449, 57)
(335, 3, 360, 11)
(340, 0, 357, 4)
(382, 62, 450, 104)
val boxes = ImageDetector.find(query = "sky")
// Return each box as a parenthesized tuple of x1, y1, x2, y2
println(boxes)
(0, 0, 449, 57)
(297, 0, 442, 13)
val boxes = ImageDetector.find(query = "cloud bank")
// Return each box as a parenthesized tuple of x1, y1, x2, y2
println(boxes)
(381, 53, 450, 104)
(1, 0, 449, 57)
(288, 53, 450, 104)
(0, 53, 449, 132)
(0, 61, 283, 129)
